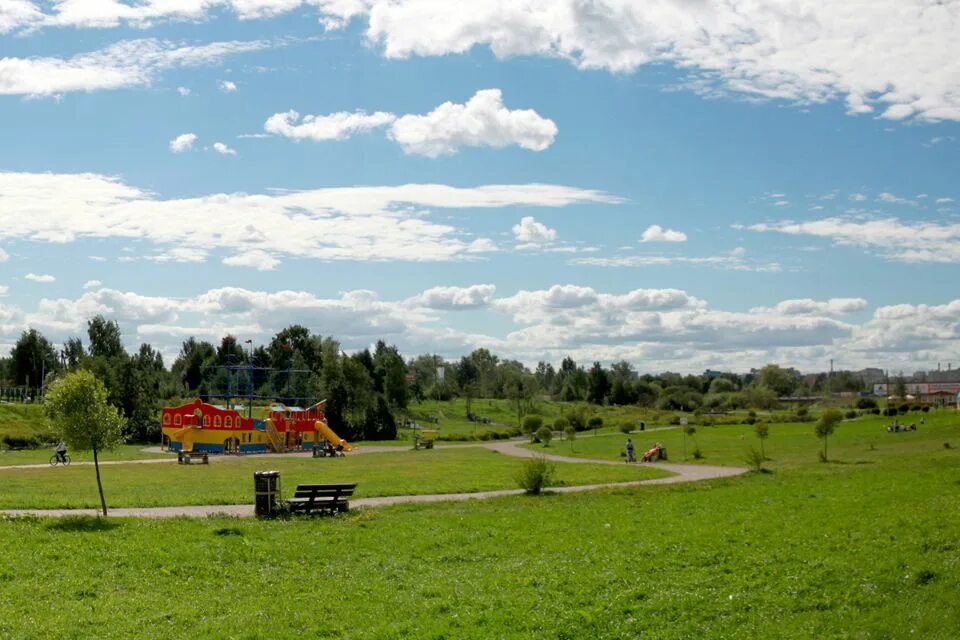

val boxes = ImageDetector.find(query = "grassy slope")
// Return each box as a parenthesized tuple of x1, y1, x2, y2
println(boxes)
(0, 403, 46, 440)
(0, 448, 668, 509)
(0, 442, 957, 638)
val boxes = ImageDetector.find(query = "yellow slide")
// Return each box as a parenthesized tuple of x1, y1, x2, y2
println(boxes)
(170, 425, 196, 450)
(314, 420, 352, 451)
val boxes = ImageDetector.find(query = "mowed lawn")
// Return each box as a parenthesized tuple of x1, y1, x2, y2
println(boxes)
(0, 447, 669, 509)
(0, 438, 957, 639)
(526, 411, 960, 469)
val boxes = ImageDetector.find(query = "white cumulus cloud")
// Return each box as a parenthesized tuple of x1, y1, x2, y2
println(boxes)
(641, 224, 687, 243)
(512, 216, 557, 247)
(219, 79, 237, 92)
(388, 89, 557, 157)
(25, 273, 55, 283)
(169, 133, 198, 153)
(212, 142, 237, 156)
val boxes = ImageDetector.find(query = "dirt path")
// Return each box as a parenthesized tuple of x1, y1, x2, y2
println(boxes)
(0, 441, 747, 518)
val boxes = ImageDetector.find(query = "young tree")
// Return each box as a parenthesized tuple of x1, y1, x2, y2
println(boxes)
(564, 425, 576, 452)
(536, 425, 553, 447)
(587, 416, 603, 436)
(754, 422, 770, 460)
(522, 415, 543, 440)
(815, 409, 843, 462)
(43, 370, 125, 516)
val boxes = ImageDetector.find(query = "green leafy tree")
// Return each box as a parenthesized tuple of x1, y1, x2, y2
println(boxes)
(586, 362, 611, 404)
(536, 425, 553, 447)
(757, 364, 798, 397)
(87, 316, 126, 359)
(815, 409, 843, 462)
(564, 425, 576, 451)
(43, 370, 125, 516)
(10, 328, 59, 390)
(522, 415, 543, 439)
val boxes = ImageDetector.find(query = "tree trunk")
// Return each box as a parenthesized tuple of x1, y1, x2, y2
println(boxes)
(93, 445, 108, 517)
(823, 437, 828, 462)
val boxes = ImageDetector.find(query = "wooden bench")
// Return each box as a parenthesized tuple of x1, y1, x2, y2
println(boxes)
(286, 483, 356, 515)
(178, 451, 209, 465)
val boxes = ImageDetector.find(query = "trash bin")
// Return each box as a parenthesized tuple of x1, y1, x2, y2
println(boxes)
(254, 470, 281, 517)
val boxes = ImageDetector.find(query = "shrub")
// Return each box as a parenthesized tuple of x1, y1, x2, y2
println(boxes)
(922, 406, 930, 413)
(564, 426, 576, 444)
(587, 416, 603, 433)
(1, 435, 42, 450)
(883, 407, 898, 417)
(476, 430, 495, 441)
(536, 426, 553, 446)
(521, 415, 543, 437)
(618, 422, 633, 434)
(856, 397, 878, 410)
(910, 405, 922, 413)
(742, 417, 756, 425)
(745, 446, 765, 472)
(844, 410, 858, 420)
(796, 407, 808, 418)
(870, 408, 881, 415)
(553, 417, 569, 432)
(897, 403, 910, 414)
(515, 457, 555, 495)
(692, 447, 703, 459)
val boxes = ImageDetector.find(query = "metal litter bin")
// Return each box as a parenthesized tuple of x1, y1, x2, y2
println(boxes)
(254, 470, 281, 517)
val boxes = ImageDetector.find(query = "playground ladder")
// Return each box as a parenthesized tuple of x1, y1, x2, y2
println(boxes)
(265, 420, 286, 453)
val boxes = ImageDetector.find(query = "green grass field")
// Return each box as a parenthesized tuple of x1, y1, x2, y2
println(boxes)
(0, 447, 668, 509)
(0, 404, 957, 638)
(0, 437, 957, 638)
(523, 410, 958, 468)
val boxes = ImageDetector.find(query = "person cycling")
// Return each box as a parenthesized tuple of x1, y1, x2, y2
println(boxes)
(55, 441, 68, 463)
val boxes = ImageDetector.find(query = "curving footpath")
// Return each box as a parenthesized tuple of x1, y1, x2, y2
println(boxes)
(0, 440, 747, 519)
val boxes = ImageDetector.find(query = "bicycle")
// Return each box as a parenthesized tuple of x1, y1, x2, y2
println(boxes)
(49, 453, 71, 466)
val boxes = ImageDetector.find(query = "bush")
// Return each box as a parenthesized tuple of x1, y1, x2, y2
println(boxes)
(1, 435, 42, 450)
(618, 422, 633, 434)
(897, 403, 910, 414)
(553, 417, 569, 432)
(742, 417, 756, 425)
(476, 430, 495, 441)
(515, 457, 555, 495)
(587, 416, 603, 432)
(856, 397, 878, 410)
(521, 415, 543, 437)
(844, 410, 858, 420)
(564, 426, 576, 443)
(796, 407, 808, 417)
(922, 406, 930, 413)
(910, 405, 922, 413)
(870, 408, 881, 415)
(883, 407, 898, 417)
(692, 447, 703, 459)
(745, 446, 765, 471)
(536, 425, 553, 446)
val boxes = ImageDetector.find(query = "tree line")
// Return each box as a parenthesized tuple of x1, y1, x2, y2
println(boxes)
(0, 317, 875, 443)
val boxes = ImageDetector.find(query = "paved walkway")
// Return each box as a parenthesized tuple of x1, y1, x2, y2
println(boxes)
(0, 440, 747, 519)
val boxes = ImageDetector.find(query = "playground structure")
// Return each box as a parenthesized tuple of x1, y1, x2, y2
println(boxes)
(161, 399, 351, 455)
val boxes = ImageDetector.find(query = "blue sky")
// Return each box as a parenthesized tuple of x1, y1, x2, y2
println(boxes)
(1, 1, 958, 373)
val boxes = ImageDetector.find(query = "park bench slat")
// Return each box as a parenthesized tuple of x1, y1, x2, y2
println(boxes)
(286, 482, 356, 515)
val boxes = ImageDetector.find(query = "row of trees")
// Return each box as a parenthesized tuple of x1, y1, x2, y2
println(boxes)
(1, 319, 881, 443)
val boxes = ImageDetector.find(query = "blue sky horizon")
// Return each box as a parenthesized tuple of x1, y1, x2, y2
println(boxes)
(1, 1, 958, 375)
